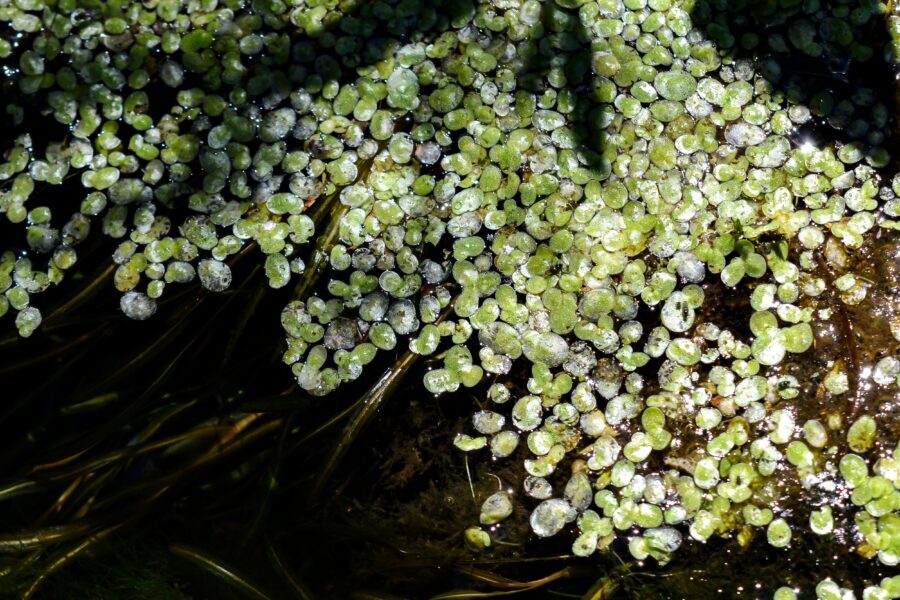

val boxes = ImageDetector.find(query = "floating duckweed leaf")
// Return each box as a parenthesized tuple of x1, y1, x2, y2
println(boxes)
(14, 306, 41, 337)
(530, 499, 576, 538)
(198, 260, 232, 292)
(773, 588, 798, 600)
(480, 492, 513, 526)
(767, 518, 792, 548)
(786, 441, 814, 468)
(689, 511, 718, 542)
(424, 369, 460, 394)
(752, 330, 786, 366)
(665, 338, 701, 366)
(803, 420, 828, 448)
(693, 458, 720, 490)
(782, 323, 814, 354)
(464, 527, 491, 551)
(823, 366, 850, 395)
(696, 407, 722, 430)
(873, 357, 900, 385)
(660, 292, 694, 333)
(848, 416, 877, 453)
(810, 507, 834, 535)
(119, 291, 157, 321)
(490, 431, 519, 458)
(454, 434, 487, 452)
(522, 331, 569, 367)
(472, 411, 505, 435)
(654, 71, 697, 102)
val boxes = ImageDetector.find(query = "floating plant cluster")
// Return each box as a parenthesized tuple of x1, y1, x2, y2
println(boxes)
(0, 0, 899, 591)
(773, 576, 900, 600)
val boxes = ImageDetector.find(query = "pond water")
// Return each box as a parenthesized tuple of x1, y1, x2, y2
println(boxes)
(0, 0, 897, 598)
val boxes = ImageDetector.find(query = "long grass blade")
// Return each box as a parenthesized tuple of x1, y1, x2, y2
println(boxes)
(0, 480, 43, 503)
(292, 155, 376, 302)
(169, 543, 274, 600)
(579, 577, 620, 600)
(428, 568, 577, 599)
(21, 524, 121, 599)
(91, 416, 281, 512)
(265, 539, 317, 600)
(454, 565, 535, 590)
(41, 262, 115, 327)
(0, 522, 93, 554)
(310, 349, 417, 499)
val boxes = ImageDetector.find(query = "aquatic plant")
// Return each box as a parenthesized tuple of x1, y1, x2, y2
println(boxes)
(0, 0, 898, 595)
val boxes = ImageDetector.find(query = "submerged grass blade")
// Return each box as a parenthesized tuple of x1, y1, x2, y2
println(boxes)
(578, 577, 620, 600)
(310, 298, 456, 499)
(237, 390, 312, 413)
(222, 279, 266, 366)
(0, 522, 94, 555)
(0, 330, 97, 376)
(286, 395, 363, 453)
(350, 592, 409, 600)
(91, 416, 281, 512)
(41, 263, 116, 327)
(245, 416, 293, 542)
(169, 543, 274, 600)
(429, 567, 581, 599)
(21, 524, 122, 600)
(0, 334, 102, 429)
(815, 252, 861, 400)
(30, 425, 226, 481)
(310, 349, 418, 500)
(31, 270, 264, 468)
(292, 156, 375, 302)
(29, 339, 201, 471)
(73, 295, 204, 402)
(265, 539, 318, 600)
(0, 263, 114, 350)
(429, 573, 570, 600)
(292, 204, 350, 302)
(454, 566, 537, 590)
(0, 481, 43, 503)
(58, 392, 121, 416)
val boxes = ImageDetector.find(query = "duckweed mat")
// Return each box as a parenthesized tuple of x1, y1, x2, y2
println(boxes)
(0, 0, 898, 597)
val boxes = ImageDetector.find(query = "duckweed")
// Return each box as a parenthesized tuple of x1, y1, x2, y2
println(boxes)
(767, 518, 793, 548)
(0, 0, 896, 584)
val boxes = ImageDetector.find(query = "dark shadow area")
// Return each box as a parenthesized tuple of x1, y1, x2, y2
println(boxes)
(517, 2, 611, 176)
(282, 0, 613, 189)
(693, 0, 896, 158)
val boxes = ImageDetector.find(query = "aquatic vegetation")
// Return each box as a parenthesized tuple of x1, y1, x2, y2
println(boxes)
(0, 0, 899, 595)
(772, 575, 900, 600)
